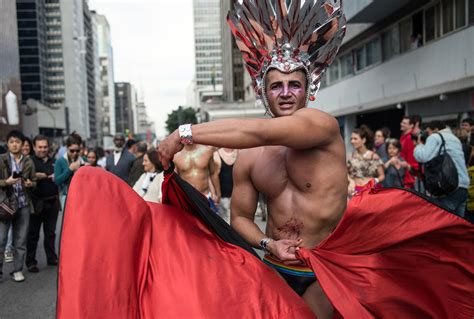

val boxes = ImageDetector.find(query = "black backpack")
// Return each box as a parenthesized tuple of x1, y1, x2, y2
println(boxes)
(424, 133, 459, 197)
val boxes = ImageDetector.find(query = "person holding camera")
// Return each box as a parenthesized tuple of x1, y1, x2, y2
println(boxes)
(0, 130, 37, 282)
(54, 133, 85, 210)
(414, 121, 469, 217)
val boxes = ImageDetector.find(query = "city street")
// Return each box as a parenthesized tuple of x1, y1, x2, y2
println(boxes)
(0, 211, 63, 319)
(0, 208, 267, 319)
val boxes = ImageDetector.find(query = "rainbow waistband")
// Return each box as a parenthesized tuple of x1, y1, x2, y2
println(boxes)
(263, 255, 316, 278)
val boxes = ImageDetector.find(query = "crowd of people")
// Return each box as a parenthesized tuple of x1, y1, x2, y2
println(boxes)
(0, 129, 239, 283)
(348, 115, 474, 220)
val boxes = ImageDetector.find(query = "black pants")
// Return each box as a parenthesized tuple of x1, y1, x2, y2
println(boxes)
(26, 197, 60, 266)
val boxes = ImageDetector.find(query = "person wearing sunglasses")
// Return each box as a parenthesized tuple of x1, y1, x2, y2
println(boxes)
(54, 133, 85, 209)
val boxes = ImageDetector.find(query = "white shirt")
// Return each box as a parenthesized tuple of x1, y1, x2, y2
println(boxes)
(113, 149, 122, 166)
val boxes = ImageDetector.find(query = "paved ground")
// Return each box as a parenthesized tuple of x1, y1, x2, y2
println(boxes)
(0, 207, 267, 319)
(0, 210, 63, 319)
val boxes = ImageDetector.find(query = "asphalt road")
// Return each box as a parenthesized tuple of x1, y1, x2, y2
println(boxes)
(0, 207, 267, 319)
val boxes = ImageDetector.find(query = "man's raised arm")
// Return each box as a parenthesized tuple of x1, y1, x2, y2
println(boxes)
(158, 108, 339, 168)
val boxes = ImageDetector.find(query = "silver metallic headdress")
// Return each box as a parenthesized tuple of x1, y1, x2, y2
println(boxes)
(227, 0, 346, 111)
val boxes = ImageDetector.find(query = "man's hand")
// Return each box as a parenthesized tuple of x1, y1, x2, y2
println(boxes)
(158, 130, 183, 170)
(24, 179, 33, 188)
(5, 176, 20, 186)
(36, 172, 48, 180)
(267, 239, 303, 265)
(48, 174, 55, 182)
(69, 160, 81, 172)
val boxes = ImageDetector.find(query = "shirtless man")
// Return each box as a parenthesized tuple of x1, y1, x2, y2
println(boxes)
(158, 1, 347, 317)
(174, 144, 221, 208)
(159, 68, 347, 318)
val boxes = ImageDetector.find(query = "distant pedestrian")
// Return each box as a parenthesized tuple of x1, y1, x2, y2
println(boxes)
(374, 127, 390, 163)
(461, 118, 474, 146)
(86, 149, 100, 167)
(414, 121, 469, 217)
(383, 139, 408, 188)
(26, 135, 60, 273)
(452, 128, 471, 166)
(400, 116, 419, 189)
(128, 142, 147, 187)
(348, 125, 385, 195)
(132, 149, 164, 203)
(95, 147, 106, 168)
(105, 134, 135, 183)
(126, 139, 138, 156)
(54, 133, 84, 209)
(22, 137, 34, 158)
(0, 130, 37, 282)
(214, 148, 238, 221)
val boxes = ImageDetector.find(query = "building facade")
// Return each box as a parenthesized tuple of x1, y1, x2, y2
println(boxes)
(0, 0, 22, 140)
(313, 0, 474, 149)
(61, 0, 89, 139)
(92, 12, 116, 141)
(193, 0, 223, 91)
(16, 0, 67, 140)
(115, 82, 135, 135)
(83, 0, 97, 144)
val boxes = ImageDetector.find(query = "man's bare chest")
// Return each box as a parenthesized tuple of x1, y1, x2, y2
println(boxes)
(249, 147, 315, 197)
(177, 151, 211, 172)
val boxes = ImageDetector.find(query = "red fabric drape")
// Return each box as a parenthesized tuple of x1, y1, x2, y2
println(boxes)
(57, 167, 314, 318)
(57, 168, 474, 318)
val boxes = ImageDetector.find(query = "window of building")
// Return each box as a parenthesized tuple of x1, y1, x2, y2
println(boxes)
(470, 0, 474, 23)
(455, 0, 467, 27)
(366, 37, 381, 66)
(355, 47, 365, 71)
(328, 60, 340, 83)
(425, 5, 437, 42)
(399, 18, 412, 53)
(382, 26, 400, 61)
(339, 53, 354, 77)
(443, 0, 455, 34)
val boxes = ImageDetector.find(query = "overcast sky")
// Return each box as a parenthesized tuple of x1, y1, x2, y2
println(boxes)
(89, 0, 195, 137)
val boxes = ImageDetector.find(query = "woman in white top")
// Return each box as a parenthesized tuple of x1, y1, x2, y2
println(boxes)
(133, 149, 164, 203)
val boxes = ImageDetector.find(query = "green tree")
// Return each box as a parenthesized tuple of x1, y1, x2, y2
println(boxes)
(165, 106, 197, 134)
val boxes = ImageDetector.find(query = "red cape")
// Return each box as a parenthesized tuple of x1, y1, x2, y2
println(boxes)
(57, 168, 474, 318)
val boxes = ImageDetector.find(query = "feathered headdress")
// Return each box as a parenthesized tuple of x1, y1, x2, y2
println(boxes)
(227, 0, 346, 112)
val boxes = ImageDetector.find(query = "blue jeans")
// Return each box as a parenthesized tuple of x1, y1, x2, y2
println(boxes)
(0, 206, 30, 273)
(431, 188, 467, 218)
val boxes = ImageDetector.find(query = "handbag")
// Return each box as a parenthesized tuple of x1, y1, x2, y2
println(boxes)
(424, 133, 459, 197)
(0, 188, 19, 221)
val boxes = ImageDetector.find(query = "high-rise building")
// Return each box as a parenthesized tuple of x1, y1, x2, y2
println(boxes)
(220, 0, 243, 102)
(83, 0, 97, 143)
(193, 0, 223, 91)
(135, 101, 155, 141)
(314, 0, 474, 148)
(91, 12, 116, 140)
(61, 0, 89, 139)
(115, 82, 135, 135)
(16, 0, 67, 140)
(0, 0, 22, 139)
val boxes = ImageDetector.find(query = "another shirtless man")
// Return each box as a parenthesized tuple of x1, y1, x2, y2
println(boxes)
(174, 144, 221, 209)
(159, 2, 347, 317)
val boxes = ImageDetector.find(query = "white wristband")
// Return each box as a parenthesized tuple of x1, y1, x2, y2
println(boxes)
(178, 124, 193, 145)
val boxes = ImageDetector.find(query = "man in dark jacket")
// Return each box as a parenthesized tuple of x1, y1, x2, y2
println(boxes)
(0, 130, 37, 282)
(26, 135, 60, 273)
(128, 142, 147, 187)
(106, 134, 135, 183)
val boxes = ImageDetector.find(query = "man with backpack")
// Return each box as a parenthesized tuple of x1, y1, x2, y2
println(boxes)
(414, 120, 469, 217)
